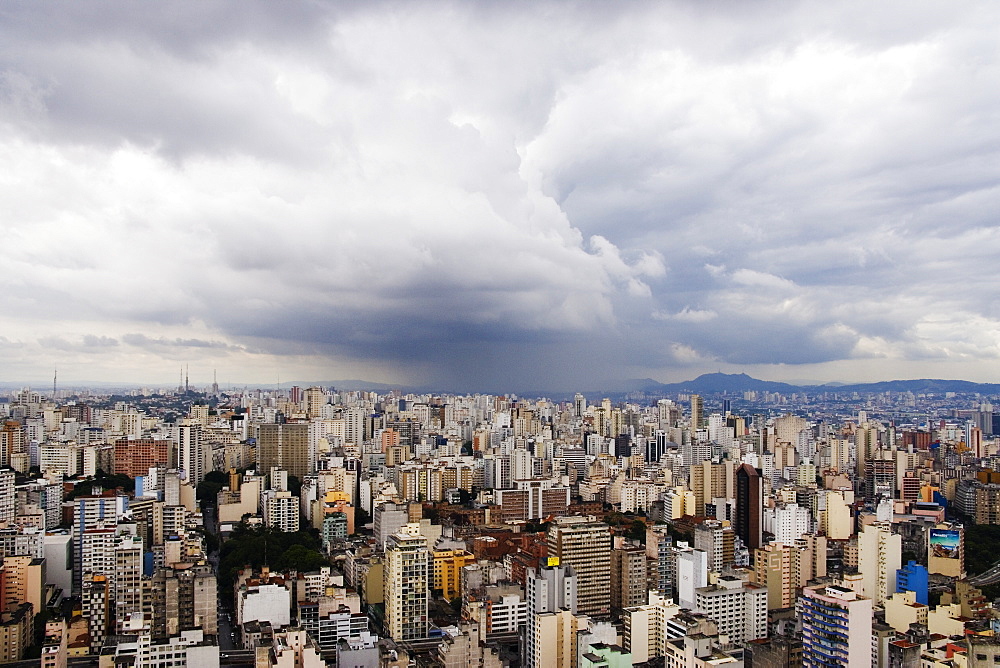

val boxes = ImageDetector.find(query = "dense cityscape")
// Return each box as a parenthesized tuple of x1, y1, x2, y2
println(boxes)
(3, 0, 998, 666)
(0, 375, 999, 666)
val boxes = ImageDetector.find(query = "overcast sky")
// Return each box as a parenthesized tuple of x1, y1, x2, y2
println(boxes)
(1, 1, 999, 392)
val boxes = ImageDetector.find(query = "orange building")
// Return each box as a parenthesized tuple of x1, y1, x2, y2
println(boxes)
(113, 439, 171, 477)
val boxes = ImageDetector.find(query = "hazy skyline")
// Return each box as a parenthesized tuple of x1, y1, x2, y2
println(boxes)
(1, 1, 999, 392)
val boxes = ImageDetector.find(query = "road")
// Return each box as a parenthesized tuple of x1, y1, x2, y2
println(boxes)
(968, 560, 1000, 586)
(203, 503, 240, 651)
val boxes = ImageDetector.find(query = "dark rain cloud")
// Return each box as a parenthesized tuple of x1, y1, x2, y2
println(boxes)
(1, 1, 998, 388)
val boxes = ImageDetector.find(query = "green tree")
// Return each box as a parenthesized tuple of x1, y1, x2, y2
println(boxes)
(627, 519, 648, 544)
(204, 470, 229, 484)
(217, 524, 326, 598)
(354, 506, 371, 531)
(197, 480, 225, 505)
(279, 544, 329, 573)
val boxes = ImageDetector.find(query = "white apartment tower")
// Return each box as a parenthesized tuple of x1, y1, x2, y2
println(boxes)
(264, 491, 300, 533)
(0, 469, 14, 524)
(772, 503, 812, 545)
(858, 522, 901, 605)
(693, 576, 768, 644)
(176, 424, 208, 486)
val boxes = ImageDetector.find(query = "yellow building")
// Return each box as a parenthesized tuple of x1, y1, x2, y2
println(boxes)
(753, 544, 792, 610)
(432, 549, 476, 602)
(0, 556, 46, 615)
(0, 602, 33, 662)
(884, 591, 928, 633)
(526, 609, 589, 668)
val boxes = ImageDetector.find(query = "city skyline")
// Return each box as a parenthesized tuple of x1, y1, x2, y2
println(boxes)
(2, 2, 999, 391)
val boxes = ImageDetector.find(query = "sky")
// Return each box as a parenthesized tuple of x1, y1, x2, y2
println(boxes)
(1, 1, 999, 393)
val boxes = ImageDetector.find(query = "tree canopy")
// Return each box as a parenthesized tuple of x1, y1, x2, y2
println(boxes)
(218, 524, 328, 597)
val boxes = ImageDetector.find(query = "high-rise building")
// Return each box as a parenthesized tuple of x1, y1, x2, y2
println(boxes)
(864, 458, 896, 501)
(690, 395, 704, 432)
(113, 439, 171, 478)
(753, 543, 793, 611)
(526, 607, 589, 668)
(383, 524, 429, 641)
(736, 464, 763, 555)
(854, 423, 880, 476)
(646, 526, 674, 599)
(264, 490, 300, 533)
(81, 573, 109, 653)
(0, 556, 45, 615)
(610, 546, 648, 610)
(0, 422, 24, 469)
(0, 470, 14, 525)
(771, 503, 811, 545)
(689, 461, 733, 516)
(304, 387, 327, 419)
(524, 564, 588, 668)
(546, 517, 612, 617)
(674, 544, 709, 610)
(147, 563, 217, 640)
(800, 584, 872, 667)
(432, 548, 475, 602)
(896, 560, 929, 606)
(526, 563, 577, 614)
(858, 521, 901, 606)
(693, 520, 735, 573)
(622, 591, 681, 664)
(0, 602, 33, 663)
(752, 535, 826, 612)
(694, 576, 768, 644)
(113, 535, 144, 633)
(256, 423, 313, 479)
(176, 424, 208, 486)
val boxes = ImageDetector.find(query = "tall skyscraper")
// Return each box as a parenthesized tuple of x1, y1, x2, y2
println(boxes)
(646, 527, 675, 599)
(304, 386, 327, 419)
(858, 522, 901, 605)
(800, 584, 872, 667)
(546, 517, 612, 617)
(147, 563, 217, 639)
(383, 524, 429, 641)
(525, 563, 586, 668)
(176, 424, 207, 486)
(736, 464, 763, 555)
(693, 520, 735, 573)
(694, 576, 768, 645)
(610, 546, 648, 610)
(113, 535, 143, 633)
(256, 422, 313, 479)
(526, 563, 577, 615)
(690, 395, 704, 432)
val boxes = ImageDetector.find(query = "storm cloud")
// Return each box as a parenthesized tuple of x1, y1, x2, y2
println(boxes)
(1, 1, 998, 390)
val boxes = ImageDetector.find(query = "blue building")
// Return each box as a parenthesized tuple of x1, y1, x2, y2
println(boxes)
(896, 560, 929, 605)
(801, 584, 873, 667)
